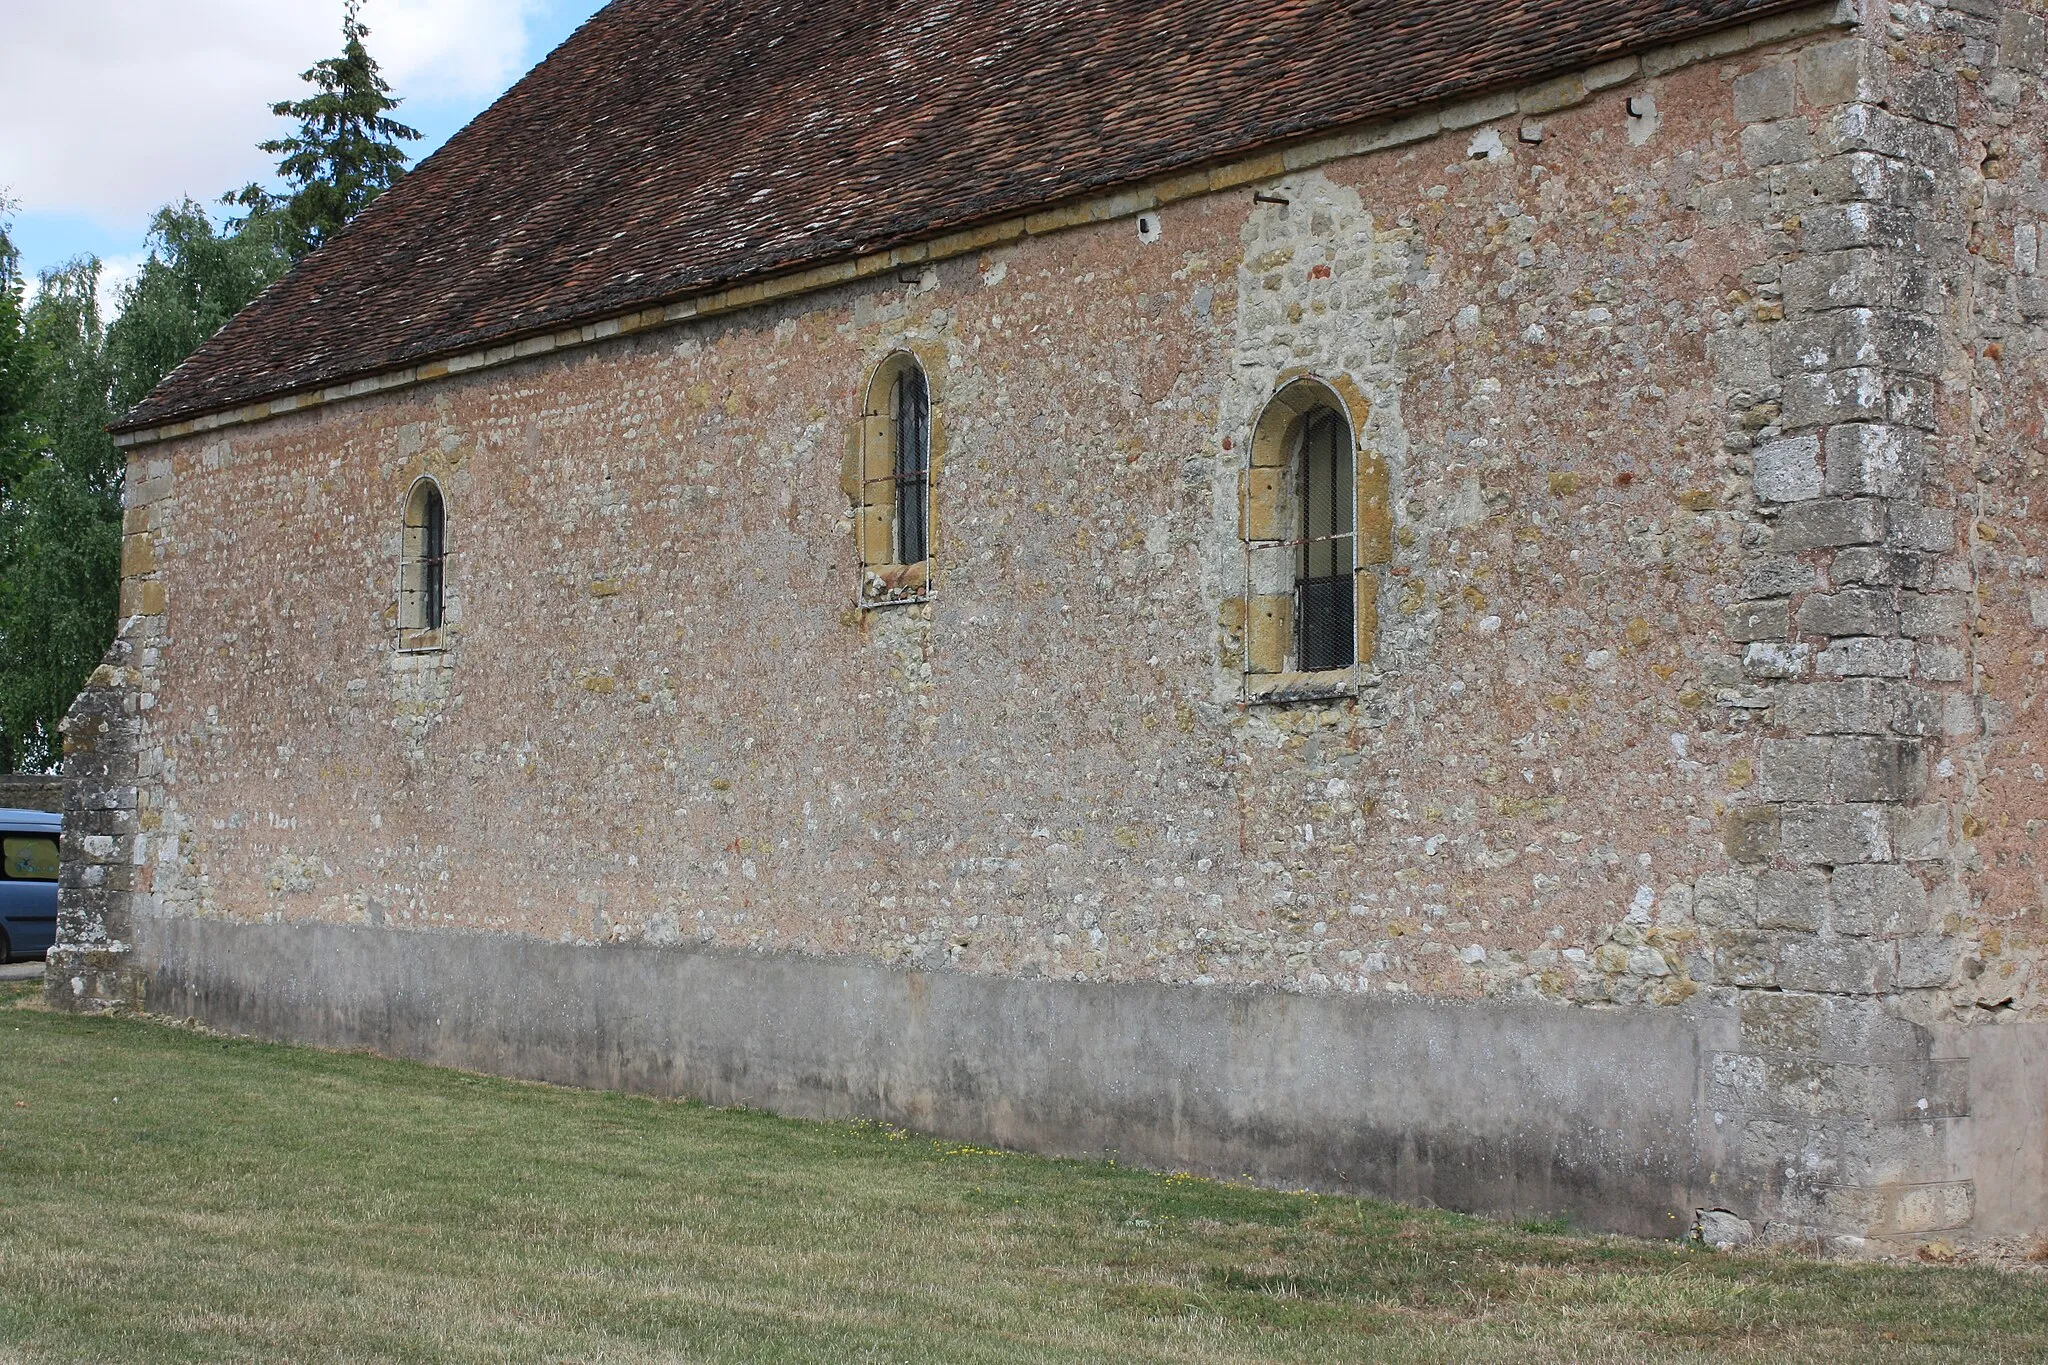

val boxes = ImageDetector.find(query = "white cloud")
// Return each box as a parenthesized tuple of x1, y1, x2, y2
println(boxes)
(94, 251, 149, 322)
(0, 0, 546, 226)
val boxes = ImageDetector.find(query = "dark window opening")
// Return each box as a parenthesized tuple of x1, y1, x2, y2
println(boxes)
(894, 365, 930, 566)
(420, 483, 446, 631)
(1295, 408, 1355, 672)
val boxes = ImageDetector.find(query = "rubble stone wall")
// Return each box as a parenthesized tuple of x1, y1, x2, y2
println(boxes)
(51, 1, 2048, 1247)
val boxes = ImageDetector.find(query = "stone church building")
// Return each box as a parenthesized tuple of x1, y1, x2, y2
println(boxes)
(51, 0, 2048, 1249)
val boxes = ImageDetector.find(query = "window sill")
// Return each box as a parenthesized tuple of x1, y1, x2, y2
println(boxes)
(1242, 669, 1355, 706)
(396, 629, 451, 654)
(860, 562, 932, 609)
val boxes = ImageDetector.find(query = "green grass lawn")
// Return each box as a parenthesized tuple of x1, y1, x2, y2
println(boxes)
(0, 980, 2043, 1364)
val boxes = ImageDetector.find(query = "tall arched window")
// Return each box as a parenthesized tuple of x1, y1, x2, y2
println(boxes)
(844, 351, 936, 605)
(1239, 378, 1389, 697)
(1294, 407, 1355, 671)
(400, 477, 447, 641)
(893, 362, 930, 568)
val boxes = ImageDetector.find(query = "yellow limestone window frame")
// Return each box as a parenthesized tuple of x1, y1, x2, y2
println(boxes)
(843, 349, 943, 608)
(398, 475, 449, 651)
(1237, 376, 1391, 704)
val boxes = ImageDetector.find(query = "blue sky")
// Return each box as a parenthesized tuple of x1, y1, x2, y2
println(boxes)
(3, 0, 610, 300)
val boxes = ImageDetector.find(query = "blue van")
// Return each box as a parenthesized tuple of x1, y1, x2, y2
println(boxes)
(0, 809, 60, 962)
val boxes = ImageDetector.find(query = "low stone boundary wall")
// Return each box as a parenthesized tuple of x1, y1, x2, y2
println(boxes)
(0, 775, 65, 813)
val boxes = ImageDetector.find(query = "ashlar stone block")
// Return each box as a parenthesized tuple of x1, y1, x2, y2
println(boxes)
(1757, 868, 1831, 932)
(1779, 937, 1895, 994)
(1831, 864, 1931, 937)
(1798, 38, 1887, 108)
(1752, 436, 1823, 504)
(1797, 588, 1897, 638)
(1824, 424, 1926, 498)
(1774, 498, 1886, 551)
(1734, 64, 1796, 123)
(1780, 803, 1893, 865)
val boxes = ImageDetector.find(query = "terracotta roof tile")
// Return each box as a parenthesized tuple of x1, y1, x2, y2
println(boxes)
(118, 0, 1809, 432)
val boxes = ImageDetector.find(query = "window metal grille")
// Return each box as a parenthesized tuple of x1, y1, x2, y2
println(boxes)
(1295, 408, 1354, 672)
(420, 484, 446, 631)
(399, 478, 448, 647)
(894, 365, 930, 567)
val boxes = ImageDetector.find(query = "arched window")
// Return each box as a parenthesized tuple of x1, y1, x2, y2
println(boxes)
(1293, 406, 1355, 671)
(400, 477, 447, 641)
(893, 362, 930, 567)
(1239, 379, 1389, 697)
(844, 351, 936, 605)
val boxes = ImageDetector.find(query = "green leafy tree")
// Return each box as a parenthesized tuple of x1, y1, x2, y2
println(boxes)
(107, 199, 292, 413)
(0, 2, 411, 771)
(0, 214, 38, 499)
(236, 0, 421, 259)
(0, 254, 121, 773)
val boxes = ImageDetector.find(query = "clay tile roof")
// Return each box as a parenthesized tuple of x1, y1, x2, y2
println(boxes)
(117, 0, 1808, 433)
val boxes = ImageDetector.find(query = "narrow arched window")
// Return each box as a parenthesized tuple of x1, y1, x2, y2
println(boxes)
(1239, 378, 1388, 698)
(400, 478, 447, 640)
(844, 352, 937, 605)
(1294, 408, 1355, 671)
(894, 363, 930, 567)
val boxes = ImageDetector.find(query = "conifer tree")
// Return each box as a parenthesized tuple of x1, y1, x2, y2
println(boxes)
(243, 0, 421, 259)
